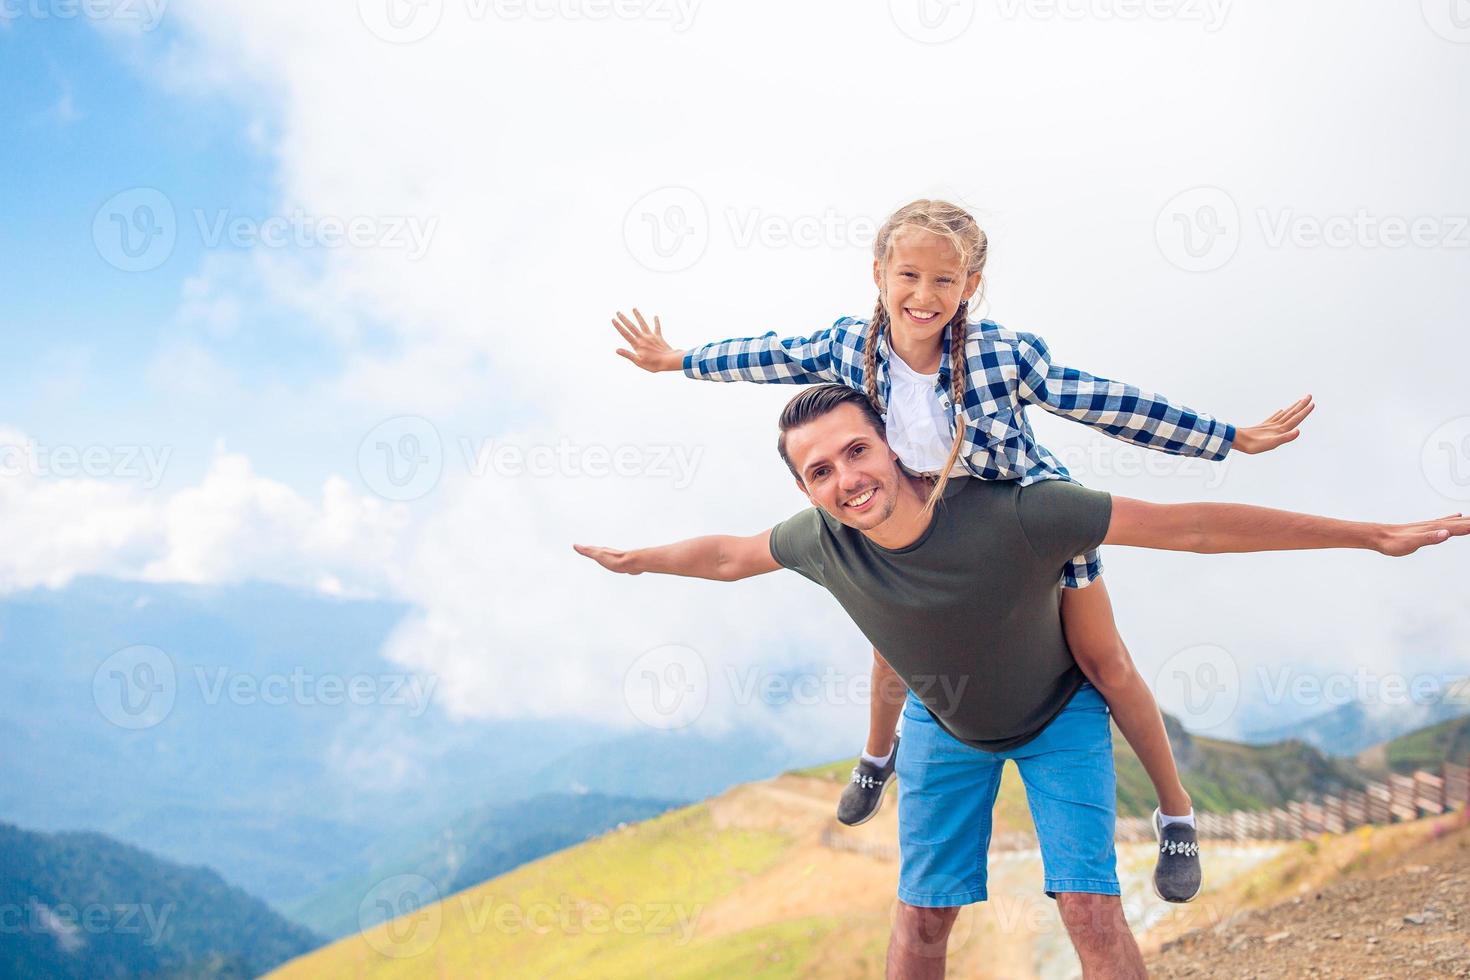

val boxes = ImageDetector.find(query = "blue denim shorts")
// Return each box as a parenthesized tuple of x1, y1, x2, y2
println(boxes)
(894, 681, 1120, 907)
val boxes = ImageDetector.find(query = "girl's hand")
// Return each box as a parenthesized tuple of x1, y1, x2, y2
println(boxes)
(1233, 395, 1315, 454)
(612, 309, 685, 373)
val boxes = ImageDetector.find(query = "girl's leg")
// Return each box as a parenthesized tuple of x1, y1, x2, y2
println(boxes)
(837, 649, 910, 825)
(1059, 577, 1192, 817)
(866, 647, 908, 757)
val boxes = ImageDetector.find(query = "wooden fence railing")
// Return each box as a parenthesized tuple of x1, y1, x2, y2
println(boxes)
(1115, 760, 1470, 843)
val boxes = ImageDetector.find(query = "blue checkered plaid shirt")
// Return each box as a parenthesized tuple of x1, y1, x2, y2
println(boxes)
(683, 316, 1236, 587)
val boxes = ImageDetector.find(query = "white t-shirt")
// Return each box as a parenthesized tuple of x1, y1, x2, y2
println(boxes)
(885, 353, 967, 477)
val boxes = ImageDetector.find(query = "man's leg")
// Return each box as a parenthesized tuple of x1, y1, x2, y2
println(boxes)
(1055, 892, 1146, 979)
(889, 690, 1000, 976)
(1007, 683, 1136, 976)
(887, 902, 960, 979)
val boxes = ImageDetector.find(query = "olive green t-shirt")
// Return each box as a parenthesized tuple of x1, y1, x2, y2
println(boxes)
(767, 477, 1113, 752)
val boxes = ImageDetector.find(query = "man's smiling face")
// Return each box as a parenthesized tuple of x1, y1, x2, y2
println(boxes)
(784, 403, 906, 532)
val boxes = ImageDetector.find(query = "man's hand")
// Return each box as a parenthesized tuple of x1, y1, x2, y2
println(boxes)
(574, 531, 779, 581)
(1372, 513, 1470, 557)
(1232, 395, 1315, 454)
(572, 544, 642, 574)
(612, 308, 685, 373)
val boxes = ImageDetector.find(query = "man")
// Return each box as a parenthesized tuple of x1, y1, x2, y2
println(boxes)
(574, 385, 1468, 979)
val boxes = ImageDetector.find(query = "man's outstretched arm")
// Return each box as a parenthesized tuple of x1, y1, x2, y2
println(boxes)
(573, 530, 781, 581)
(1104, 498, 1470, 558)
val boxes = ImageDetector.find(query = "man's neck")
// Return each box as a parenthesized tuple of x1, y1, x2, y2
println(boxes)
(860, 474, 936, 549)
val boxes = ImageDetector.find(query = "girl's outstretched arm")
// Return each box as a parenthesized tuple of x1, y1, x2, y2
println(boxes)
(612, 308, 847, 385)
(1012, 331, 1313, 458)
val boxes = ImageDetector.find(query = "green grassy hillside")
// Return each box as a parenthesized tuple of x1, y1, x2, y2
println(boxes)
(267, 800, 823, 979)
(1357, 712, 1470, 776)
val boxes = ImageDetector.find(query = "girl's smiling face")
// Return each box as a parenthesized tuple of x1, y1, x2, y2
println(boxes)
(873, 226, 982, 349)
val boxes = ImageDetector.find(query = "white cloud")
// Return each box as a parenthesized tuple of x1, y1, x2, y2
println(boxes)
(53, 0, 1470, 748)
(0, 426, 411, 599)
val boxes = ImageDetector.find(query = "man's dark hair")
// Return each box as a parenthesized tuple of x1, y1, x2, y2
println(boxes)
(777, 384, 886, 482)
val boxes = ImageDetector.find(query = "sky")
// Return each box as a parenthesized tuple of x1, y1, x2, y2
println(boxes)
(4, 0, 1469, 753)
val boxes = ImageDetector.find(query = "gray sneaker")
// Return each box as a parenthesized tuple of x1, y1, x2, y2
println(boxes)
(836, 736, 899, 827)
(1151, 807, 1202, 903)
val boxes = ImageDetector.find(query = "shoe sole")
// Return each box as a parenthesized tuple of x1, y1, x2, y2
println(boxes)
(1151, 808, 1203, 904)
(838, 771, 895, 827)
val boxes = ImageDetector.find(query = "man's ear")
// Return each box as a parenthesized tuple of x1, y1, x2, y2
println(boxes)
(794, 478, 816, 507)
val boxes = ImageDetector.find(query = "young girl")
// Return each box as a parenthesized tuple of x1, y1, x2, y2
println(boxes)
(609, 199, 1313, 903)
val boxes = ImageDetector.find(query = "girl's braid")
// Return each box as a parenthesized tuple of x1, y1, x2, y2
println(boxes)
(863, 295, 887, 416)
(920, 298, 971, 518)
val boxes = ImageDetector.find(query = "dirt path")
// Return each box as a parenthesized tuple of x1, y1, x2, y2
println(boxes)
(1147, 817, 1470, 979)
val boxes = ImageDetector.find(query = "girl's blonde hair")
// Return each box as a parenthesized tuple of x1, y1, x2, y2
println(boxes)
(862, 199, 990, 517)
